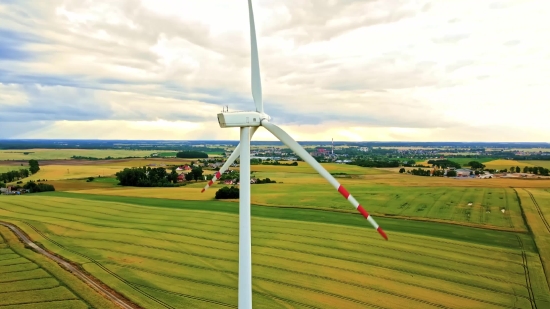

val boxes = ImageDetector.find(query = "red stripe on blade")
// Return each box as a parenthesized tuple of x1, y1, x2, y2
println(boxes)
(337, 185, 350, 199)
(356, 205, 370, 219)
(201, 188, 205, 193)
(207, 180, 213, 186)
(215, 171, 221, 179)
(377, 227, 388, 240)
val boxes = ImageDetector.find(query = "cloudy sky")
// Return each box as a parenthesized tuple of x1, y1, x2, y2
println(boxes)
(0, 0, 549, 141)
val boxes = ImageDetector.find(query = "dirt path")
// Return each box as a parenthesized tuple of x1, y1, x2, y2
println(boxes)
(0, 221, 138, 309)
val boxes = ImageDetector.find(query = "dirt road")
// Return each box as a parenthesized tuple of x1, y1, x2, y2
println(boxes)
(0, 221, 137, 309)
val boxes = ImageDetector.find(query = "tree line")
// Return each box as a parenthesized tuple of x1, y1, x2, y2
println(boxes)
(176, 151, 208, 158)
(0, 160, 40, 185)
(115, 165, 205, 187)
(351, 159, 400, 168)
(116, 167, 180, 187)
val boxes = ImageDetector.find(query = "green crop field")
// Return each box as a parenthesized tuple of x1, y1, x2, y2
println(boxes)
(0, 225, 117, 309)
(1, 194, 549, 308)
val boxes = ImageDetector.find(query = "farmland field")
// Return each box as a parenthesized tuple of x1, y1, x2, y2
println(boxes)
(0, 149, 160, 160)
(68, 173, 531, 232)
(0, 225, 117, 309)
(0, 194, 549, 308)
(515, 188, 550, 287)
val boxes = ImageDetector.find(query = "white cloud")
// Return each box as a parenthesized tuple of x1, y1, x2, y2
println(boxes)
(0, 0, 549, 141)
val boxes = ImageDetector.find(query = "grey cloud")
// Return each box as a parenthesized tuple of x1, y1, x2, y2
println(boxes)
(432, 33, 470, 44)
(264, 0, 419, 43)
(445, 60, 475, 73)
(503, 40, 520, 46)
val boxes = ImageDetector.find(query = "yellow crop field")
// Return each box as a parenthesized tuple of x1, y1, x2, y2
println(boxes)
(0, 149, 158, 160)
(523, 160, 550, 169)
(484, 159, 534, 170)
(73, 186, 214, 201)
(0, 194, 548, 308)
(22, 165, 123, 181)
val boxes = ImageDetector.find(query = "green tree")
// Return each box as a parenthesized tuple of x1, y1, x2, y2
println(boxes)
(399, 168, 405, 173)
(515, 166, 520, 173)
(168, 168, 179, 183)
(215, 186, 239, 199)
(523, 166, 529, 173)
(468, 161, 485, 169)
(29, 159, 40, 174)
(447, 170, 457, 177)
(191, 166, 204, 181)
(511, 166, 515, 173)
(185, 172, 194, 181)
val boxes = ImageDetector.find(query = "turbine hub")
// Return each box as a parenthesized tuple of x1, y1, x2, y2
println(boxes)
(217, 111, 270, 128)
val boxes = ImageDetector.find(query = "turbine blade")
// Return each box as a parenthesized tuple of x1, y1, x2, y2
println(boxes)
(201, 127, 258, 192)
(262, 121, 388, 240)
(248, 0, 263, 113)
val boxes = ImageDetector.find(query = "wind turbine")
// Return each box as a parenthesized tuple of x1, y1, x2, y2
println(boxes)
(203, 1, 388, 308)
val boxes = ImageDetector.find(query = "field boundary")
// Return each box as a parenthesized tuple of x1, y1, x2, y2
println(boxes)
(0, 221, 141, 309)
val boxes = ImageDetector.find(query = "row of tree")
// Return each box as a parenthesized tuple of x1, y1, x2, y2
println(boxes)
(115, 165, 206, 187)
(115, 167, 180, 187)
(215, 186, 239, 199)
(516, 166, 550, 176)
(1, 169, 30, 183)
(399, 168, 455, 177)
(176, 151, 208, 158)
(427, 159, 461, 169)
(23, 181, 55, 193)
(351, 159, 400, 168)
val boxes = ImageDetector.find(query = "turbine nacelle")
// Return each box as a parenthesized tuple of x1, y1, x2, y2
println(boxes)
(217, 111, 271, 128)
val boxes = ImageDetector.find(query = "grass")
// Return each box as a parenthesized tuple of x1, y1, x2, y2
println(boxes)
(0, 194, 548, 308)
(0, 225, 118, 309)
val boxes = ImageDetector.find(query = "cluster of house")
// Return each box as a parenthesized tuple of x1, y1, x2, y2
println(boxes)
(0, 187, 30, 195)
(445, 168, 494, 178)
(222, 178, 258, 185)
(175, 164, 193, 182)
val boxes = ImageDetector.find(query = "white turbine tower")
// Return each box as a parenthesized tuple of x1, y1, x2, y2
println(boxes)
(204, 1, 388, 308)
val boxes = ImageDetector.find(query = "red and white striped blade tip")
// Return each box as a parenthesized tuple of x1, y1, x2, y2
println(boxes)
(377, 227, 388, 241)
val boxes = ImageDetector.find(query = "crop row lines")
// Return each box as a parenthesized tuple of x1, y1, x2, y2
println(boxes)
(0, 201, 524, 269)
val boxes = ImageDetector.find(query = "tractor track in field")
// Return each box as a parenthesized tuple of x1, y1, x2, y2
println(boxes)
(12, 197, 526, 256)
(21, 196, 528, 245)
(0, 200, 524, 264)
(80, 238, 528, 308)
(504, 188, 515, 228)
(1, 202, 532, 303)
(19, 220, 320, 309)
(516, 236, 537, 309)
(33, 215, 525, 276)
(0, 221, 165, 309)
(5, 221, 429, 309)
(0, 207, 529, 288)
(99, 245, 525, 309)
(42, 224, 527, 284)
(523, 189, 550, 233)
